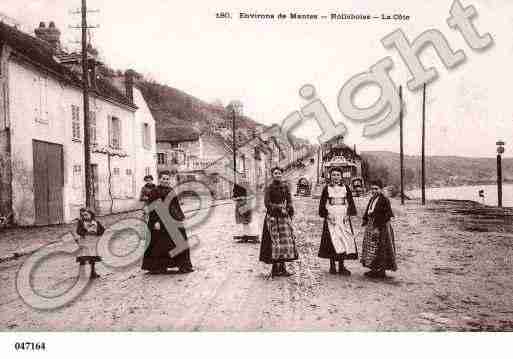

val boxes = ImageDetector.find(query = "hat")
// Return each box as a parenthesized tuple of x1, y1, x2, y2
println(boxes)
(79, 207, 96, 218)
(371, 179, 384, 189)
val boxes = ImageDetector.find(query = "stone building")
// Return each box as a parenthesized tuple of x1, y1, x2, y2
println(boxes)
(0, 21, 157, 225)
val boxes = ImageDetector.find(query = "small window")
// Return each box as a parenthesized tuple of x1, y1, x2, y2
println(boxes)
(72, 105, 81, 141)
(111, 168, 121, 198)
(142, 123, 151, 149)
(125, 169, 135, 198)
(109, 116, 121, 149)
(72, 165, 82, 188)
(35, 76, 48, 124)
(157, 153, 166, 165)
(89, 111, 97, 145)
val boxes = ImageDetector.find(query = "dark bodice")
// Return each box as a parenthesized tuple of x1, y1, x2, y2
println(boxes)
(264, 181, 294, 217)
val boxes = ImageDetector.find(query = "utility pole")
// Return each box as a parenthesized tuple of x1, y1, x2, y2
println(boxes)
(228, 101, 242, 195)
(399, 85, 404, 205)
(317, 146, 320, 185)
(497, 141, 505, 208)
(71, 1, 99, 208)
(421, 83, 426, 205)
(232, 106, 236, 189)
(81, 0, 92, 208)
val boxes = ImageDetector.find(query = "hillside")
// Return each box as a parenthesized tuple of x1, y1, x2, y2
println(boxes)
(137, 80, 262, 133)
(98, 66, 309, 147)
(135, 79, 309, 147)
(361, 151, 513, 189)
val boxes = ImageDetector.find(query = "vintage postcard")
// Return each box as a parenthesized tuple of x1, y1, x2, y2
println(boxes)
(0, 0, 511, 356)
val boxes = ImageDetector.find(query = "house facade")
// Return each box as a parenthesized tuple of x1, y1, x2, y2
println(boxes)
(156, 128, 271, 199)
(109, 73, 158, 196)
(0, 21, 156, 225)
(156, 128, 234, 198)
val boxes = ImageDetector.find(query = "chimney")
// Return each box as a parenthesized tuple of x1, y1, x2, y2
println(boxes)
(34, 21, 61, 51)
(124, 69, 135, 104)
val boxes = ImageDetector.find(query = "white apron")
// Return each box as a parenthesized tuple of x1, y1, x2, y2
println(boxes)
(326, 186, 357, 256)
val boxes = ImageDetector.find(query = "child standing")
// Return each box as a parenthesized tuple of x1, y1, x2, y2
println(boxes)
(139, 175, 156, 222)
(76, 207, 105, 278)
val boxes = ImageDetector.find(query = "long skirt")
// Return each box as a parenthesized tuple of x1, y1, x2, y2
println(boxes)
(361, 218, 397, 271)
(141, 227, 192, 271)
(318, 217, 358, 260)
(259, 214, 298, 264)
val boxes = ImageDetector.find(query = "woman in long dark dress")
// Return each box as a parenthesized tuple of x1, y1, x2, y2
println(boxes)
(318, 168, 358, 275)
(141, 171, 194, 274)
(361, 180, 397, 278)
(259, 167, 298, 277)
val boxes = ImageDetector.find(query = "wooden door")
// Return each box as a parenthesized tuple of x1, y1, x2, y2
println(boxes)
(33, 140, 64, 225)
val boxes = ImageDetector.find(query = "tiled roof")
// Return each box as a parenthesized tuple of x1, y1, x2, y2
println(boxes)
(156, 125, 200, 143)
(0, 21, 135, 108)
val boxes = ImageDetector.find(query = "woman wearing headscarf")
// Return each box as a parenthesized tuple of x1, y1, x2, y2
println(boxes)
(259, 167, 298, 277)
(141, 170, 194, 274)
(318, 168, 358, 275)
(361, 180, 397, 278)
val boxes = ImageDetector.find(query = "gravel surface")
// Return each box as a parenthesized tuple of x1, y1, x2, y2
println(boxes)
(1, 193, 512, 331)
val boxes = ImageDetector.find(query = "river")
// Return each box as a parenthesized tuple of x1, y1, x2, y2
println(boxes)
(407, 184, 513, 208)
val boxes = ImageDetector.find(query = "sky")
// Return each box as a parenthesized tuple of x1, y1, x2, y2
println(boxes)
(1, 0, 512, 158)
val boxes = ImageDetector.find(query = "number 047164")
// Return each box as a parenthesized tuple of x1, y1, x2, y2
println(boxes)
(14, 342, 46, 351)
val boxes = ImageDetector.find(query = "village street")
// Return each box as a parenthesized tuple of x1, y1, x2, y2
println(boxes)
(1, 187, 513, 331)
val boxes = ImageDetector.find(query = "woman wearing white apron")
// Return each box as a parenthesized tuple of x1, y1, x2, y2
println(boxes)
(233, 179, 259, 243)
(318, 168, 358, 275)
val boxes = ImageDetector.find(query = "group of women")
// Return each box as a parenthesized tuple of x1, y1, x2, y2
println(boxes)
(140, 166, 397, 279)
(259, 166, 397, 278)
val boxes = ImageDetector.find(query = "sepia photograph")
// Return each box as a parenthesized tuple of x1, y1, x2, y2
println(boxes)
(0, 0, 512, 356)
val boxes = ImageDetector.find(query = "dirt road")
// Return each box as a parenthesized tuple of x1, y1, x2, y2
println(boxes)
(2, 192, 513, 331)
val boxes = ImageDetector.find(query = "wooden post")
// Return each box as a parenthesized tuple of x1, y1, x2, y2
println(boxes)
(399, 86, 404, 205)
(421, 83, 426, 205)
(82, 0, 92, 208)
(232, 107, 237, 194)
(497, 154, 502, 208)
(316, 146, 321, 185)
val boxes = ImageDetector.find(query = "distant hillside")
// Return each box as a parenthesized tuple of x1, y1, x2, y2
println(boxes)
(135, 79, 308, 147)
(99, 67, 309, 146)
(137, 80, 261, 132)
(361, 151, 513, 189)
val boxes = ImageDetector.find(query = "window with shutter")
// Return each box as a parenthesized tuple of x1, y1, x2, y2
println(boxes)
(157, 153, 166, 165)
(72, 165, 82, 189)
(89, 111, 97, 145)
(72, 105, 81, 141)
(109, 116, 121, 149)
(142, 123, 151, 149)
(112, 167, 121, 198)
(43, 77, 48, 122)
(125, 169, 135, 198)
(33, 76, 49, 124)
